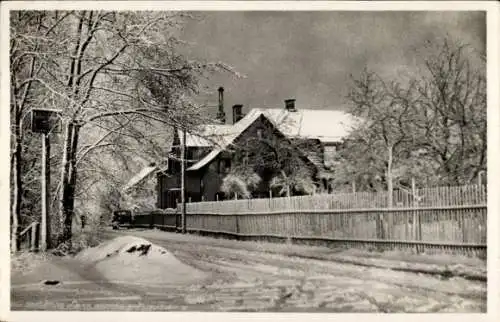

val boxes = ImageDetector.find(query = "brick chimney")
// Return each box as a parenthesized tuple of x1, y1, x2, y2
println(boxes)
(285, 99, 297, 112)
(232, 104, 244, 124)
(216, 87, 226, 124)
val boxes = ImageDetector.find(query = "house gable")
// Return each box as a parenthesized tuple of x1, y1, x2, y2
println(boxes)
(196, 113, 320, 201)
(239, 108, 357, 169)
(188, 112, 316, 172)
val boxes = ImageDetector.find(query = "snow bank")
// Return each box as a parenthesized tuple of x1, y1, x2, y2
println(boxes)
(75, 236, 208, 285)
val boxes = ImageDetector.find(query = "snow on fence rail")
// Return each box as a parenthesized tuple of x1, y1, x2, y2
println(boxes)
(185, 184, 487, 214)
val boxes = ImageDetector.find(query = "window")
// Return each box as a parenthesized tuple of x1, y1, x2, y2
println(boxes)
(187, 148, 200, 162)
(218, 160, 223, 173)
(167, 158, 179, 174)
(257, 129, 263, 139)
(324, 145, 338, 167)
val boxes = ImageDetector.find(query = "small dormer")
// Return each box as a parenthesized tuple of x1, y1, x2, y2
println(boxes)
(232, 104, 244, 124)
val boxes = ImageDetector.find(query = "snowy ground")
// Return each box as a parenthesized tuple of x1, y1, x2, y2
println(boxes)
(11, 229, 486, 312)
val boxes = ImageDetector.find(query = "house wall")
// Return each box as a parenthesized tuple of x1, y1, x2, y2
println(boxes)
(157, 129, 213, 208)
(293, 138, 324, 169)
(157, 173, 177, 209)
(157, 167, 204, 208)
(200, 115, 271, 201)
(200, 161, 224, 201)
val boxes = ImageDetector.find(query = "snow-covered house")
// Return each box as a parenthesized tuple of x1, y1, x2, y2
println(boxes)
(124, 88, 356, 209)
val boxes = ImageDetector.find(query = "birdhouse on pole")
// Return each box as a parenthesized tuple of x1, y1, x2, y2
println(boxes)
(30, 108, 62, 251)
(31, 109, 62, 134)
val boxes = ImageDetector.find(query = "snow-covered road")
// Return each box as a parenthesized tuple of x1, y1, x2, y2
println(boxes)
(11, 229, 486, 312)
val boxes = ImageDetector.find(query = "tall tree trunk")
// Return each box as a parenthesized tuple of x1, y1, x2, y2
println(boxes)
(63, 123, 81, 244)
(58, 122, 74, 244)
(57, 12, 86, 246)
(10, 21, 40, 251)
(60, 123, 80, 247)
(11, 126, 22, 253)
(40, 133, 51, 251)
(10, 83, 23, 253)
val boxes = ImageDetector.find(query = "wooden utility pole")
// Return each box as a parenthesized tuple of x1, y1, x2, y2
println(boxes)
(40, 133, 51, 251)
(181, 126, 187, 234)
(31, 108, 60, 251)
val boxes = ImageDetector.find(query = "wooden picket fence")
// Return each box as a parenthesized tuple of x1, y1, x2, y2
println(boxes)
(186, 184, 486, 214)
(171, 184, 486, 256)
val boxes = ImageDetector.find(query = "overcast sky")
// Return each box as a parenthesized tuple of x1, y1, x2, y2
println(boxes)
(179, 11, 485, 116)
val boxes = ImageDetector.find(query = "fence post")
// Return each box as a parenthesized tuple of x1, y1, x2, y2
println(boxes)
(376, 213, 385, 240)
(412, 178, 422, 253)
(478, 170, 484, 187)
(411, 178, 416, 241)
(461, 211, 467, 243)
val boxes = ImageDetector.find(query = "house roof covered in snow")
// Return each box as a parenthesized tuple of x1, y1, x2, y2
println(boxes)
(187, 110, 272, 171)
(122, 165, 158, 193)
(254, 108, 358, 144)
(177, 124, 234, 147)
(182, 108, 357, 148)
(186, 107, 357, 171)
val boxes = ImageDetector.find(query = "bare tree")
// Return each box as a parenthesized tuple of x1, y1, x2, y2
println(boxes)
(10, 11, 48, 252)
(346, 69, 418, 206)
(412, 39, 486, 185)
(340, 38, 486, 196)
(10, 10, 237, 248)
